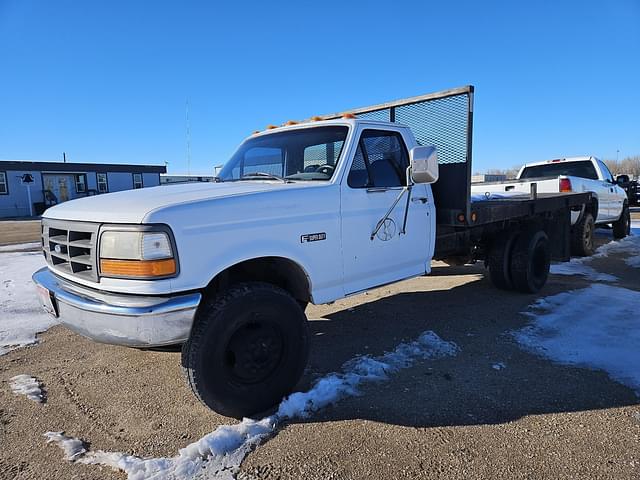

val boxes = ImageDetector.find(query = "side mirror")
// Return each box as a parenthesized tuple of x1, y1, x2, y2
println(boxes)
(410, 146, 438, 184)
(616, 174, 629, 185)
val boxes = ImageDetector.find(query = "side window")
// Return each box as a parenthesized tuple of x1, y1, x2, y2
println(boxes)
(74, 174, 87, 193)
(97, 173, 108, 193)
(348, 130, 409, 188)
(133, 173, 143, 189)
(242, 147, 284, 177)
(597, 160, 614, 182)
(0, 172, 7, 194)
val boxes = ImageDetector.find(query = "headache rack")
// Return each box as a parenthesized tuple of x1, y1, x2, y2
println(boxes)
(321, 85, 475, 227)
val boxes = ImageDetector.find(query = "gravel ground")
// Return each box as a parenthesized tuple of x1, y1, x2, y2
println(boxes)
(1, 230, 639, 480)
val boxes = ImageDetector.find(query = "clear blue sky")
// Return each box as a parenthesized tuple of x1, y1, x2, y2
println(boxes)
(1, 0, 638, 174)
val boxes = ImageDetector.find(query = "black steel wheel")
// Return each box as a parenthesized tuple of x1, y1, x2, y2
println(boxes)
(182, 282, 309, 418)
(510, 229, 551, 293)
(487, 230, 520, 290)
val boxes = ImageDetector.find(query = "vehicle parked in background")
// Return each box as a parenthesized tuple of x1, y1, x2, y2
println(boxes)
(471, 156, 631, 255)
(615, 174, 640, 206)
(33, 86, 594, 418)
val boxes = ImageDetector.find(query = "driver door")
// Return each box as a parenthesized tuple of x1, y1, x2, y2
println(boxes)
(340, 128, 431, 295)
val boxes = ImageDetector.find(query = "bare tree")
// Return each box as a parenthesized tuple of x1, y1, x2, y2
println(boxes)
(604, 156, 640, 178)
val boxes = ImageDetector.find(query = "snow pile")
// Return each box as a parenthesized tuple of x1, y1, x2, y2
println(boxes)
(0, 250, 56, 355)
(9, 374, 45, 403)
(46, 331, 458, 480)
(515, 284, 640, 394)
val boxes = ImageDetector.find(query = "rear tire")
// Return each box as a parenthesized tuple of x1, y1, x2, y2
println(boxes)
(510, 229, 551, 293)
(570, 212, 595, 256)
(612, 204, 630, 239)
(182, 282, 309, 418)
(487, 230, 519, 290)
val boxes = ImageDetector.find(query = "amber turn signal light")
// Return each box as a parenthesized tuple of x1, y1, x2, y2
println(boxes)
(100, 258, 176, 278)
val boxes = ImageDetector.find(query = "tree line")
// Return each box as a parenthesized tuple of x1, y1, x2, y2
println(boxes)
(602, 156, 640, 178)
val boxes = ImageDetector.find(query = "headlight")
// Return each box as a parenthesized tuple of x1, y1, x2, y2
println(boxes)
(99, 228, 177, 279)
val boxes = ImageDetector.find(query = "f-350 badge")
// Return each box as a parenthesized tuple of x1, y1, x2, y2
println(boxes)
(376, 218, 396, 241)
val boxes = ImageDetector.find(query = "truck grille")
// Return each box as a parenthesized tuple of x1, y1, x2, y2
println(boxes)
(41, 219, 100, 282)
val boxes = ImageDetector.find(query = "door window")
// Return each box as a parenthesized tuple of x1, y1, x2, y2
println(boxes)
(348, 130, 409, 188)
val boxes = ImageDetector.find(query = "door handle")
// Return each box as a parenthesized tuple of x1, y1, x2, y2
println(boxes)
(411, 197, 428, 204)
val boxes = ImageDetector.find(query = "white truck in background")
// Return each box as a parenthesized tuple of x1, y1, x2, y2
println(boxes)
(471, 156, 631, 255)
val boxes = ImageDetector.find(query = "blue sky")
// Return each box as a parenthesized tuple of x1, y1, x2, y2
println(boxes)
(1, 0, 638, 174)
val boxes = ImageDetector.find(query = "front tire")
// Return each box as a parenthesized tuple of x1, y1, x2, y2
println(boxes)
(612, 204, 630, 239)
(182, 282, 309, 418)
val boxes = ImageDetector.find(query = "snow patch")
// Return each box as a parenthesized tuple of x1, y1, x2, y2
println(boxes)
(0, 251, 56, 355)
(9, 374, 45, 403)
(46, 331, 458, 479)
(514, 284, 640, 394)
(45, 432, 87, 459)
(0, 242, 41, 252)
(549, 225, 640, 280)
(549, 262, 618, 282)
(492, 362, 506, 371)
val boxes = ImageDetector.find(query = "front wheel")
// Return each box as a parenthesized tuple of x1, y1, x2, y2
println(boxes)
(612, 204, 630, 239)
(181, 282, 309, 418)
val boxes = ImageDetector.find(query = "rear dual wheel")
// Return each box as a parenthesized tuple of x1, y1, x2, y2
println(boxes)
(488, 229, 550, 293)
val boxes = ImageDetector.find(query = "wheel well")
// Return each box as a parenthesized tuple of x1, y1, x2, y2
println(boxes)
(585, 198, 598, 219)
(205, 257, 311, 304)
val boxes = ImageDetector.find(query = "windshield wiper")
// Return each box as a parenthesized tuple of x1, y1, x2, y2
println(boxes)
(240, 172, 292, 183)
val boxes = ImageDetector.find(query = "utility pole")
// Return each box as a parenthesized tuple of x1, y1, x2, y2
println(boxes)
(616, 149, 619, 162)
(186, 100, 192, 176)
(63, 152, 67, 163)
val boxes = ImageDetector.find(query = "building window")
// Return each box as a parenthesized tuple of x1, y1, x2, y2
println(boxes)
(74, 174, 87, 193)
(97, 173, 108, 193)
(133, 173, 143, 189)
(0, 172, 7, 195)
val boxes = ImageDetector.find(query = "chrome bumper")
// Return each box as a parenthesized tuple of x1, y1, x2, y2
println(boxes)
(32, 268, 201, 347)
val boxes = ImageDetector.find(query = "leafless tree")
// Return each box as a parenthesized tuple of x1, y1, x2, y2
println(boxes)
(603, 156, 640, 178)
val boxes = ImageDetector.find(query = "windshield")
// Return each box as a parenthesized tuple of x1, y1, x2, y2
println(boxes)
(217, 126, 348, 182)
(520, 160, 599, 180)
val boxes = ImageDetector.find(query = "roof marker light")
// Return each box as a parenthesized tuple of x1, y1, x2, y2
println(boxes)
(266, 124, 278, 130)
(342, 113, 356, 119)
(310, 116, 323, 121)
(284, 120, 299, 126)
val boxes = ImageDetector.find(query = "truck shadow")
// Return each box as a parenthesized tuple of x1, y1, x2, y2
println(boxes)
(294, 272, 639, 429)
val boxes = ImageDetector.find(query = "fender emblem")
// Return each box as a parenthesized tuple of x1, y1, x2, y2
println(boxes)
(301, 232, 326, 243)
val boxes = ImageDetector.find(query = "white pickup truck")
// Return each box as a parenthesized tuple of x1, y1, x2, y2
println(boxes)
(33, 86, 593, 417)
(471, 156, 631, 255)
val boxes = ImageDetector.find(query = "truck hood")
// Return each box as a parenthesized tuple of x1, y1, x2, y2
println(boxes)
(43, 181, 303, 223)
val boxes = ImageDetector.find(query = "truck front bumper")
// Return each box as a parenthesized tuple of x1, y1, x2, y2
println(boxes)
(32, 268, 201, 347)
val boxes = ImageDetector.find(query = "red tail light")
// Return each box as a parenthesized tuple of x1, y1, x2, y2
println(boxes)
(559, 178, 572, 192)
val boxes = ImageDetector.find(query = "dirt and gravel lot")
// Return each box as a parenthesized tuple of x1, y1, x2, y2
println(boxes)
(1, 230, 639, 480)
(0, 220, 41, 246)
